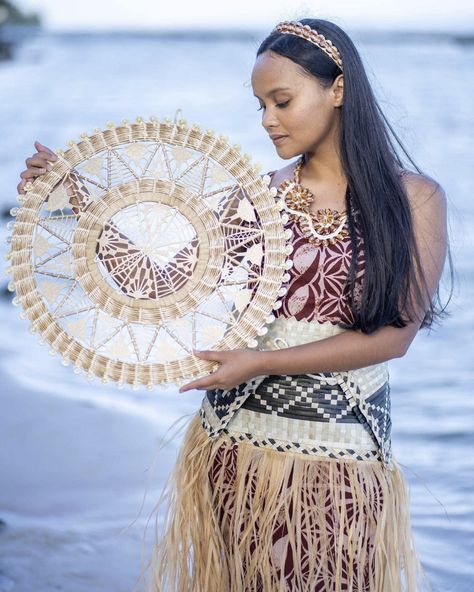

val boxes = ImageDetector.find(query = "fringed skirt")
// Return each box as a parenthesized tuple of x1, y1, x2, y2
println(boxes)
(147, 373, 428, 592)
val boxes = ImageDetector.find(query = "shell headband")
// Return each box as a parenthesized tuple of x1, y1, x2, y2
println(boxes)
(273, 21, 343, 72)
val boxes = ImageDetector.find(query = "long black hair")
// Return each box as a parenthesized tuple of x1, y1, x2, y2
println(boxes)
(257, 18, 451, 334)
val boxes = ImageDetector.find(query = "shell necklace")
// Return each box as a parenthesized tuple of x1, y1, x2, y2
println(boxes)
(277, 156, 350, 246)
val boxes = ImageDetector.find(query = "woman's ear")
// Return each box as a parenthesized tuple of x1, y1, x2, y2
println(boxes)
(332, 74, 344, 107)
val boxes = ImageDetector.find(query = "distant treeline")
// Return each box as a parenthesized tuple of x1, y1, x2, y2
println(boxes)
(0, 0, 41, 25)
(43, 29, 474, 46)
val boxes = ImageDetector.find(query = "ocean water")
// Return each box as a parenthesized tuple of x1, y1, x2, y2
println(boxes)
(0, 31, 473, 591)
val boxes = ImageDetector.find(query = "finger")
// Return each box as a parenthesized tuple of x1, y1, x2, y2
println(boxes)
(179, 375, 218, 393)
(34, 140, 54, 154)
(179, 380, 205, 393)
(25, 157, 53, 171)
(20, 168, 46, 180)
(26, 159, 53, 173)
(35, 151, 57, 165)
(34, 141, 58, 161)
(193, 349, 224, 361)
(17, 179, 26, 194)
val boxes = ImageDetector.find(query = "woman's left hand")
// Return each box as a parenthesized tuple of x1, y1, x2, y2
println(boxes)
(179, 348, 266, 393)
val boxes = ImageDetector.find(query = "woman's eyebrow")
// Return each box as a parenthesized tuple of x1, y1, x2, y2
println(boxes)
(253, 86, 291, 99)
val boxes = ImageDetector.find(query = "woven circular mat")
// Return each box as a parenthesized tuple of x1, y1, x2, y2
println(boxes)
(7, 116, 293, 388)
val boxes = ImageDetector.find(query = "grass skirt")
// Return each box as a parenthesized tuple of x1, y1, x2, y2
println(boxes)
(146, 413, 428, 592)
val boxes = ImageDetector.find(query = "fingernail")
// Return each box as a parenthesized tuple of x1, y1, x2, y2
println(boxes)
(46, 164, 52, 171)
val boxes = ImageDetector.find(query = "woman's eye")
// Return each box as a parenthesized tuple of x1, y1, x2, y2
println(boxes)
(257, 100, 290, 112)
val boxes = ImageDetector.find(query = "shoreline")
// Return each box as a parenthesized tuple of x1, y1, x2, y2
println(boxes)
(0, 360, 198, 591)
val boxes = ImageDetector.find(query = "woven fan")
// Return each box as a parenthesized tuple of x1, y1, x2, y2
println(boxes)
(7, 115, 294, 388)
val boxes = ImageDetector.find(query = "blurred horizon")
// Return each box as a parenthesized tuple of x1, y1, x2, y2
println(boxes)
(12, 0, 474, 34)
(15, 28, 474, 38)
(3, 27, 474, 46)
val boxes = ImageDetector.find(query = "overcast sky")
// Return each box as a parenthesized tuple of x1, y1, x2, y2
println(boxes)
(16, 0, 474, 32)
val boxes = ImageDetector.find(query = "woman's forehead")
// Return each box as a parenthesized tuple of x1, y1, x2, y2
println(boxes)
(251, 53, 303, 95)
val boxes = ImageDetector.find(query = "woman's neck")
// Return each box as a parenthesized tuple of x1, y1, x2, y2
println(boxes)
(300, 144, 346, 187)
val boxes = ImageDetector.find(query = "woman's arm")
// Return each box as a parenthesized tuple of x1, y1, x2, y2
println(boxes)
(259, 173, 448, 375)
(180, 173, 448, 392)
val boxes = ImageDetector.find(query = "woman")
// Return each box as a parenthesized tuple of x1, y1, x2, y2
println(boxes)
(18, 18, 448, 592)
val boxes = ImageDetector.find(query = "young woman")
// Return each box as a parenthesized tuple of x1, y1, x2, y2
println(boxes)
(18, 18, 448, 592)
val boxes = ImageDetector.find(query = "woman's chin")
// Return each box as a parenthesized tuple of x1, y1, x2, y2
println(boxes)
(274, 146, 298, 160)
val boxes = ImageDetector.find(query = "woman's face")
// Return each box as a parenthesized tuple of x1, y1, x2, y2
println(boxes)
(251, 50, 342, 159)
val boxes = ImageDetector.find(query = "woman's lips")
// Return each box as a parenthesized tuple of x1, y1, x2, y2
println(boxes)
(271, 135, 288, 145)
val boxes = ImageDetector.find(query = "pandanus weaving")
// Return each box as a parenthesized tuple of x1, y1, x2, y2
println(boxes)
(7, 117, 293, 387)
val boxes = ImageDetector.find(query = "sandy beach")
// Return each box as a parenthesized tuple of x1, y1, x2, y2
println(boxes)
(0, 307, 203, 592)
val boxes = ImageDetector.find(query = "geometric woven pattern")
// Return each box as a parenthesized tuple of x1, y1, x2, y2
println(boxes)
(222, 430, 382, 462)
(7, 116, 293, 387)
(200, 371, 389, 463)
(340, 372, 392, 464)
(242, 375, 353, 422)
(199, 314, 394, 467)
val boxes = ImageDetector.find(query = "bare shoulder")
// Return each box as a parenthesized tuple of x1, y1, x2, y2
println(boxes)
(267, 161, 298, 189)
(401, 171, 447, 249)
(401, 170, 446, 213)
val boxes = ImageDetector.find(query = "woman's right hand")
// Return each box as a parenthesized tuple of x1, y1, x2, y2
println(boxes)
(17, 141, 58, 194)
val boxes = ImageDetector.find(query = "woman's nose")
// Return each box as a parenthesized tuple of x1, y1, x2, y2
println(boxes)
(262, 108, 279, 130)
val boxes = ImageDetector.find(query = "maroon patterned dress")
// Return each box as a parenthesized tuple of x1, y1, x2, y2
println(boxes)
(206, 203, 386, 591)
(274, 214, 365, 326)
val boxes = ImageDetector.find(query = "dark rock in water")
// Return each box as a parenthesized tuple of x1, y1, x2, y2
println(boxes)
(0, 517, 7, 532)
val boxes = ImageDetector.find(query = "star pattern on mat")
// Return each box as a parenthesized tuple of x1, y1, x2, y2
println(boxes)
(123, 143, 149, 165)
(171, 145, 194, 166)
(33, 234, 51, 259)
(39, 280, 63, 305)
(81, 156, 105, 179)
(46, 184, 71, 211)
(28, 140, 270, 367)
